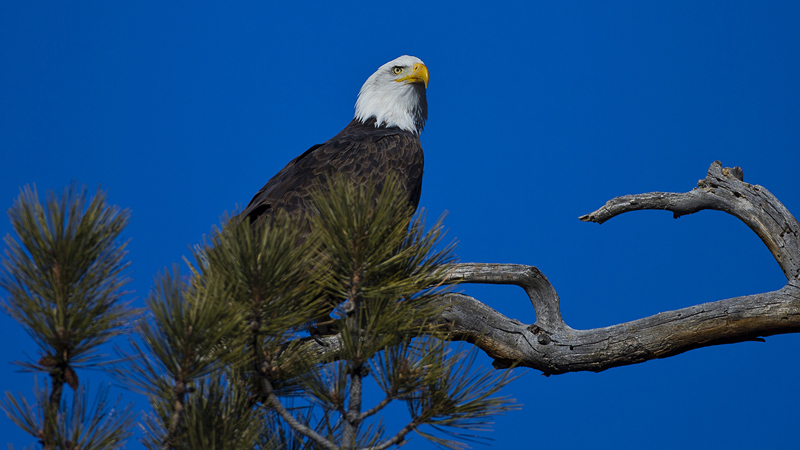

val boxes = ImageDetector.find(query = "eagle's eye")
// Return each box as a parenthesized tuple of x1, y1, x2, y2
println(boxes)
(391, 66, 403, 75)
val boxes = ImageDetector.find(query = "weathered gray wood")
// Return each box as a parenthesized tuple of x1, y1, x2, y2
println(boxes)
(579, 161, 800, 280)
(438, 284, 800, 374)
(298, 162, 800, 375)
(447, 263, 564, 331)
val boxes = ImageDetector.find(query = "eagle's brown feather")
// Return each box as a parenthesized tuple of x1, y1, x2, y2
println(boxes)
(241, 117, 424, 228)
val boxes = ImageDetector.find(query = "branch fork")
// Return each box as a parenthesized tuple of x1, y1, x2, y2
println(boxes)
(441, 161, 800, 374)
(298, 162, 800, 376)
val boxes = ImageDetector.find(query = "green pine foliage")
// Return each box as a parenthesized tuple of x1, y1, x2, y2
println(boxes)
(293, 176, 518, 450)
(2, 178, 519, 450)
(112, 207, 329, 450)
(176, 372, 261, 450)
(0, 183, 136, 449)
(2, 381, 134, 450)
(310, 176, 456, 359)
(1, 184, 133, 373)
(113, 266, 246, 450)
(195, 209, 325, 394)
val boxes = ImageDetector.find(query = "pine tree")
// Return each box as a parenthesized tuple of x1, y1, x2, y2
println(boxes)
(1, 184, 136, 450)
(2, 179, 518, 449)
(113, 176, 518, 450)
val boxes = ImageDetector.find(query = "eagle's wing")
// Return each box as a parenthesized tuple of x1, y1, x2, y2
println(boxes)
(240, 122, 423, 228)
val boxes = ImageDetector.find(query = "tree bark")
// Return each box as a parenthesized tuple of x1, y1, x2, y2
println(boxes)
(299, 162, 800, 376)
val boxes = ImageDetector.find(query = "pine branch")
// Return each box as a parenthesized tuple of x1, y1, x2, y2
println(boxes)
(1, 380, 135, 450)
(366, 419, 421, 450)
(112, 266, 243, 449)
(161, 380, 186, 450)
(260, 376, 338, 450)
(342, 362, 363, 450)
(1, 183, 135, 449)
(357, 395, 394, 422)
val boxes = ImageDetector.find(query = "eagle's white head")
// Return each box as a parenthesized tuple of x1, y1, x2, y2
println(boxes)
(354, 55, 429, 134)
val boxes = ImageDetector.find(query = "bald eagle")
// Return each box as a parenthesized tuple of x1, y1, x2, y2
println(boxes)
(241, 55, 429, 227)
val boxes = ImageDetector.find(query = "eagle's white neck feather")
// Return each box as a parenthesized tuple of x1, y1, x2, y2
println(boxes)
(354, 55, 427, 134)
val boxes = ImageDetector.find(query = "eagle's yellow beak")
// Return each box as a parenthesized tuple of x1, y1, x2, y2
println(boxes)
(397, 63, 429, 89)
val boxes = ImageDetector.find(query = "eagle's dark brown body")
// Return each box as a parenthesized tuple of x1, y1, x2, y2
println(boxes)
(241, 117, 424, 228)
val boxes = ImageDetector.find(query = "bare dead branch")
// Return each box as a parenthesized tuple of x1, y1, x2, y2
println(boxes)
(579, 161, 800, 281)
(447, 263, 565, 330)
(294, 161, 800, 377)
(439, 285, 800, 374)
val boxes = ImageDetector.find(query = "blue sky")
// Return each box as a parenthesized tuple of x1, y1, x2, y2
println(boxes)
(2, 1, 799, 448)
